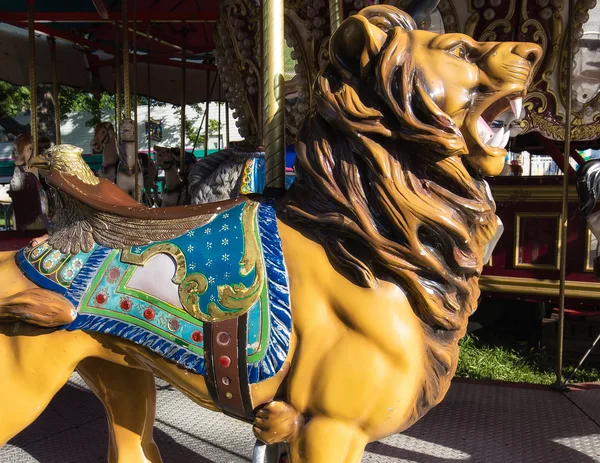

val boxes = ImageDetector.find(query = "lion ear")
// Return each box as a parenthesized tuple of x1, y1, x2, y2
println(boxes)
(330, 15, 388, 80)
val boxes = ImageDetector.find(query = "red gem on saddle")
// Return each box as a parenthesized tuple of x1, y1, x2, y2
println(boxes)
(219, 355, 232, 368)
(191, 330, 203, 343)
(143, 308, 155, 320)
(107, 267, 121, 284)
(120, 298, 132, 311)
(95, 293, 107, 305)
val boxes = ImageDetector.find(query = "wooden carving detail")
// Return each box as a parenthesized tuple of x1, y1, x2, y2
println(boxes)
(214, 0, 262, 145)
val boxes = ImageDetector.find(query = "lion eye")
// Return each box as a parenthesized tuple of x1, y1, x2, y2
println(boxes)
(451, 45, 469, 61)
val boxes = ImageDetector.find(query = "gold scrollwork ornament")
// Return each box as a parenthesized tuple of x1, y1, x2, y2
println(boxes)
(178, 273, 209, 320)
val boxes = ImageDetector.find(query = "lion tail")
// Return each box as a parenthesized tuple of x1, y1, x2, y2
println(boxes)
(0, 288, 77, 328)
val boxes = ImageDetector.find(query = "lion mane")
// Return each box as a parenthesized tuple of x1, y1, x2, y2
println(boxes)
(281, 5, 498, 424)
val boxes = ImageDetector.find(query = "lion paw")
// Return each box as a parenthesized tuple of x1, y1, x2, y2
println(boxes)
(253, 401, 303, 445)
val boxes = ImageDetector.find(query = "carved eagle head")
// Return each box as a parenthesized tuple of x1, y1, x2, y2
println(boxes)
(29, 144, 99, 186)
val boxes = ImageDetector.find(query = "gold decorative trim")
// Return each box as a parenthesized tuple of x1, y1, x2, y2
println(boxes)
(514, 212, 562, 270)
(239, 158, 255, 195)
(479, 275, 600, 299)
(213, 201, 264, 319)
(179, 273, 209, 319)
(584, 226, 598, 273)
(491, 185, 578, 202)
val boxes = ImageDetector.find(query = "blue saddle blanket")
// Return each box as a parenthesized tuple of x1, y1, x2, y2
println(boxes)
(16, 200, 291, 384)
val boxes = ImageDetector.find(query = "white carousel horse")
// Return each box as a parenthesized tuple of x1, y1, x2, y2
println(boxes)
(91, 122, 119, 182)
(154, 145, 197, 206)
(91, 120, 154, 204)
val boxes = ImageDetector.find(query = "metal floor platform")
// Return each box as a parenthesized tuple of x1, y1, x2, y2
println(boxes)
(2, 375, 600, 462)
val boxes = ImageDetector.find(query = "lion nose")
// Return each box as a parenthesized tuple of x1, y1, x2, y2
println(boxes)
(511, 42, 543, 68)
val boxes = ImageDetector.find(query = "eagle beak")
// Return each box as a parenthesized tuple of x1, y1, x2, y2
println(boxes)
(28, 154, 51, 170)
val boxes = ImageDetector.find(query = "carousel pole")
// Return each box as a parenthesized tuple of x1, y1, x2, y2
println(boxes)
(114, 22, 122, 138)
(180, 26, 187, 171)
(218, 77, 222, 150)
(225, 100, 230, 147)
(122, 0, 131, 120)
(204, 71, 210, 157)
(48, 37, 61, 145)
(555, 0, 575, 389)
(328, 0, 343, 33)
(132, 0, 140, 202)
(28, 0, 38, 157)
(262, 0, 286, 193)
(147, 25, 152, 160)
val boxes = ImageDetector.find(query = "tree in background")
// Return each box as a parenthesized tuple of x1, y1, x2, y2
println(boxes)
(0, 81, 225, 151)
(0, 81, 176, 140)
(175, 102, 224, 149)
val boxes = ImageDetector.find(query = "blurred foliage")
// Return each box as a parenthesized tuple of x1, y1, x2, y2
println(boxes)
(0, 80, 186, 130)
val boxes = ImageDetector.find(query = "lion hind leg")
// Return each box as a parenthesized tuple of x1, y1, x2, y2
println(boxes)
(0, 288, 77, 327)
(77, 358, 162, 463)
(288, 416, 367, 463)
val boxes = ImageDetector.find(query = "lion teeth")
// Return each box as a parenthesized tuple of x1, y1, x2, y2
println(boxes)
(488, 127, 505, 148)
(509, 97, 523, 120)
(501, 130, 511, 148)
(477, 116, 494, 142)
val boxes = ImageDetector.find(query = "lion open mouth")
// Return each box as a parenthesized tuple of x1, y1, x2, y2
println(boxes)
(472, 94, 523, 155)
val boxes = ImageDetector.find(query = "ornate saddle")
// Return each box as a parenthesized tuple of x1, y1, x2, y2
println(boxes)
(24, 145, 292, 421)
(17, 198, 292, 422)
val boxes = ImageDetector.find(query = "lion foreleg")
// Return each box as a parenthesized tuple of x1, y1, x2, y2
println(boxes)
(77, 358, 162, 463)
(253, 401, 303, 445)
(288, 416, 367, 463)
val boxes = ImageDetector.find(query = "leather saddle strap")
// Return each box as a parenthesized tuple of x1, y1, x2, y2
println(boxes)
(204, 314, 254, 422)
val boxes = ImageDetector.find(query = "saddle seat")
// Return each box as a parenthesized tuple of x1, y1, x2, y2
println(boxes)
(47, 171, 245, 219)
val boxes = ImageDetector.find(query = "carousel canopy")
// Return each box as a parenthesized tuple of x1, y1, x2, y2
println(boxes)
(0, 0, 222, 105)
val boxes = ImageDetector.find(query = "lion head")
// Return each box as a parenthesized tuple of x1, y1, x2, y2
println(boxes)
(282, 5, 541, 419)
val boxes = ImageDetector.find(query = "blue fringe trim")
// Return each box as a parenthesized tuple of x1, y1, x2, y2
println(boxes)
(66, 314, 206, 375)
(248, 201, 292, 383)
(16, 249, 67, 295)
(64, 246, 112, 307)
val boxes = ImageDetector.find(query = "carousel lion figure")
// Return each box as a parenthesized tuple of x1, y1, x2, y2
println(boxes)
(0, 6, 541, 463)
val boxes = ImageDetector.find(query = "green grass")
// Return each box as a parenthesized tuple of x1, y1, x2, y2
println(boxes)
(456, 333, 600, 385)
